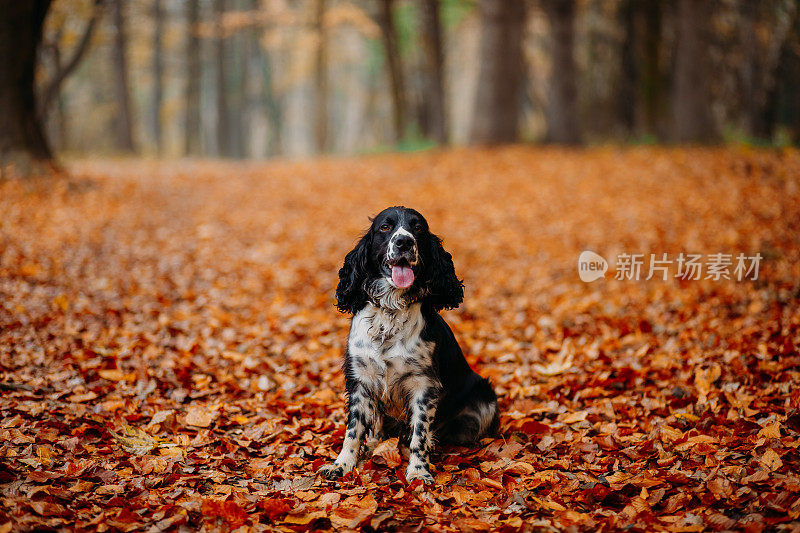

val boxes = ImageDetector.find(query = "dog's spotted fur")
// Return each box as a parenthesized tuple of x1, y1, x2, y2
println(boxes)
(320, 206, 499, 484)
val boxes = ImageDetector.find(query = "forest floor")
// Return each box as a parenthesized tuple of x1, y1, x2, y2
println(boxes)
(1, 147, 799, 532)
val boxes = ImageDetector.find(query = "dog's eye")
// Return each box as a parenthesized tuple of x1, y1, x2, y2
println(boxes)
(379, 223, 391, 232)
(413, 224, 423, 232)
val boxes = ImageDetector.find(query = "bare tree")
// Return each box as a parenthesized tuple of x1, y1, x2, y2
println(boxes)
(38, 0, 104, 152)
(0, 0, 53, 172)
(544, 0, 580, 144)
(376, 0, 407, 144)
(111, 0, 136, 152)
(672, 0, 717, 142)
(152, 0, 164, 155)
(40, 0, 104, 117)
(313, 0, 328, 153)
(185, 0, 201, 156)
(469, 0, 527, 145)
(419, 0, 446, 144)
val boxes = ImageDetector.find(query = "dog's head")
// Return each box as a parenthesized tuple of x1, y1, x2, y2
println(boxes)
(335, 206, 464, 313)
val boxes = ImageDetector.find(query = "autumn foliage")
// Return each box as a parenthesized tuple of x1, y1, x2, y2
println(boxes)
(1, 147, 799, 531)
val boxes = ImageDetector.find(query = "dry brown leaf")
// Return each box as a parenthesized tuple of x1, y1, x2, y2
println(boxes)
(110, 424, 158, 456)
(757, 421, 781, 440)
(533, 496, 566, 512)
(185, 405, 218, 428)
(506, 461, 536, 475)
(283, 510, 326, 525)
(660, 425, 683, 442)
(533, 351, 574, 376)
(68, 391, 98, 403)
(760, 449, 783, 472)
(35, 446, 53, 466)
(560, 411, 588, 424)
(149, 409, 175, 427)
(694, 364, 721, 400)
(317, 492, 341, 507)
(97, 369, 126, 381)
(371, 438, 401, 467)
(330, 495, 378, 528)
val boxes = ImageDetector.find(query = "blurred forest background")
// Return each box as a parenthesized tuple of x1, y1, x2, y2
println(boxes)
(2, 0, 800, 165)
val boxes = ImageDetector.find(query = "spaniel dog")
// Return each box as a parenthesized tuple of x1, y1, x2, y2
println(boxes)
(320, 206, 499, 483)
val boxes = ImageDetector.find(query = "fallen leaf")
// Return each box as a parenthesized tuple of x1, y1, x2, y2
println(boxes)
(561, 411, 588, 424)
(283, 511, 326, 525)
(695, 364, 721, 400)
(98, 369, 126, 381)
(149, 409, 176, 427)
(757, 421, 781, 440)
(760, 448, 783, 472)
(36, 445, 53, 466)
(110, 424, 158, 455)
(200, 499, 247, 529)
(330, 495, 378, 528)
(372, 438, 401, 467)
(533, 352, 573, 376)
(68, 391, 97, 403)
(185, 405, 218, 428)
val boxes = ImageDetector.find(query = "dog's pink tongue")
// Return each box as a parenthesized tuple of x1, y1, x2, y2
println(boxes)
(391, 265, 415, 288)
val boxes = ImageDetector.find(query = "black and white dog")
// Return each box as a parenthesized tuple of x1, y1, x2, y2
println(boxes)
(320, 206, 498, 483)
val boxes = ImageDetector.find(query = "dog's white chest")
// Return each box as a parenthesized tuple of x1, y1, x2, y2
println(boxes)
(347, 303, 435, 418)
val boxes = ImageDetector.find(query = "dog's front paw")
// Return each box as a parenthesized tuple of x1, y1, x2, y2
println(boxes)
(405, 465, 434, 484)
(318, 463, 347, 480)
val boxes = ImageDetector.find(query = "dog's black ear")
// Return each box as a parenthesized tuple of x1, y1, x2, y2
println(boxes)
(335, 232, 372, 314)
(425, 234, 464, 311)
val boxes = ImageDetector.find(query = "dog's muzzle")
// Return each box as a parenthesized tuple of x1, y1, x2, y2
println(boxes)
(387, 235, 418, 288)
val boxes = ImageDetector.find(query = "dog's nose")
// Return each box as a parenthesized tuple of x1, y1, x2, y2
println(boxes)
(395, 235, 415, 252)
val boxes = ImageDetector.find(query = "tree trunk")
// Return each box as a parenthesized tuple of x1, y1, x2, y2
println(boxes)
(259, 30, 283, 157)
(740, 1, 797, 141)
(419, 0, 446, 144)
(376, 0, 407, 144)
(313, 0, 328, 153)
(229, 0, 248, 159)
(185, 0, 201, 156)
(671, 0, 716, 143)
(639, 0, 663, 137)
(111, 0, 136, 152)
(778, 16, 800, 144)
(544, 0, 581, 144)
(238, 0, 260, 159)
(617, 0, 636, 135)
(215, 0, 232, 156)
(56, 90, 68, 152)
(469, 0, 526, 145)
(48, 43, 65, 150)
(0, 0, 53, 171)
(152, 0, 164, 155)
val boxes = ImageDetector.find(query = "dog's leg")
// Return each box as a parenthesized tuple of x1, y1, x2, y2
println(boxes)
(435, 377, 499, 445)
(361, 408, 383, 457)
(320, 386, 379, 480)
(405, 387, 438, 483)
